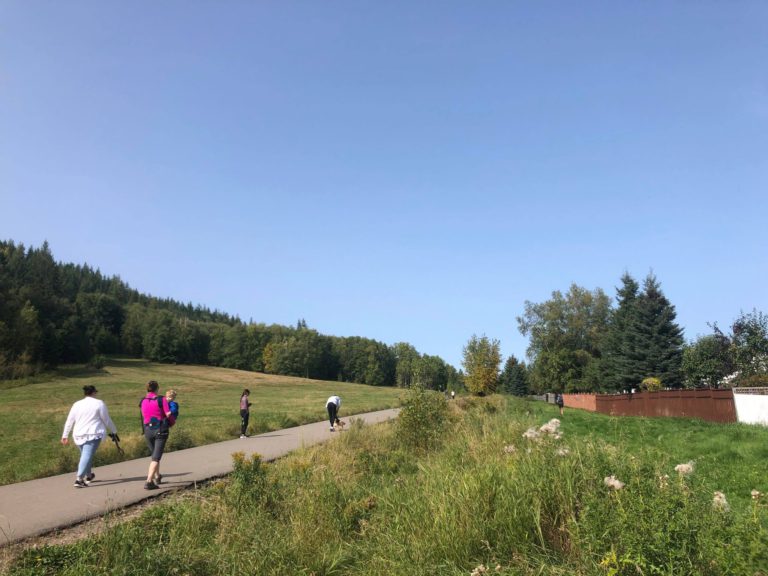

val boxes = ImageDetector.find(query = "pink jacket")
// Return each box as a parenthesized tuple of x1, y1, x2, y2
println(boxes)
(141, 393, 175, 426)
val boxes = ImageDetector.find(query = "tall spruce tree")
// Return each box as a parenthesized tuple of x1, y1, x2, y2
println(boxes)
(499, 355, 529, 396)
(601, 273, 642, 391)
(633, 273, 685, 387)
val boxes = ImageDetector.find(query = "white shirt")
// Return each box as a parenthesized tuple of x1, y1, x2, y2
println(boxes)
(326, 395, 341, 407)
(62, 396, 117, 446)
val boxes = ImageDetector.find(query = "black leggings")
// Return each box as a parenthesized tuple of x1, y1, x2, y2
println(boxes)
(327, 402, 338, 427)
(240, 409, 249, 435)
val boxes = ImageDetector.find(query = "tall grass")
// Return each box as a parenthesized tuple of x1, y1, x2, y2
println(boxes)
(6, 394, 768, 575)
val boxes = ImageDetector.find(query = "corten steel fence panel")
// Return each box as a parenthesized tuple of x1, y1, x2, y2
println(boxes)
(593, 389, 736, 423)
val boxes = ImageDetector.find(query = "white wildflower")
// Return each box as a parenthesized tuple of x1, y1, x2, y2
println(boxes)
(674, 461, 695, 476)
(470, 564, 488, 576)
(539, 418, 561, 434)
(556, 447, 570, 457)
(658, 474, 670, 489)
(522, 427, 541, 440)
(604, 475, 625, 491)
(752, 489, 762, 500)
(503, 444, 516, 454)
(713, 491, 730, 512)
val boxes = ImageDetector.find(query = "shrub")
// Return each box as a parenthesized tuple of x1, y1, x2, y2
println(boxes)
(229, 452, 268, 506)
(87, 354, 107, 370)
(736, 373, 768, 388)
(641, 377, 661, 391)
(395, 385, 449, 452)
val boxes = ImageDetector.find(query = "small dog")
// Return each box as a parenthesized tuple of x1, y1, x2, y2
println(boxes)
(334, 418, 346, 430)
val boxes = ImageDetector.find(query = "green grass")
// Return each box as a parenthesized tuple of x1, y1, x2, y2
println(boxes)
(0, 358, 401, 486)
(528, 400, 768, 510)
(5, 394, 768, 575)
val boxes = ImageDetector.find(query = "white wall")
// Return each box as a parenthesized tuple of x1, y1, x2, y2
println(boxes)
(733, 392, 768, 426)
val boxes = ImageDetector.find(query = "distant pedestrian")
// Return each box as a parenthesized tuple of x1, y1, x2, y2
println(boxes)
(451, 390, 456, 400)
(140, 380, 175, 490)
(326, 395, 341, 432)
(240, 389, 252, 438)
(61, 385, 118, 488)
(555, 392, 564, 416)
(166, 389, 179, 419)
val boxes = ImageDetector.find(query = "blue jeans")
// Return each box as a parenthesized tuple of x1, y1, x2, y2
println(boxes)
(76, 438, 102, 478)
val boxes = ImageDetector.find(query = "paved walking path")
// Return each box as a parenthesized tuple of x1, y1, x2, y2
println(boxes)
(0, 409, 399, 546)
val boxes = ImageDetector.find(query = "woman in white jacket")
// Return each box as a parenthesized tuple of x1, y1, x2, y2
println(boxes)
(61, 385, 118, 488)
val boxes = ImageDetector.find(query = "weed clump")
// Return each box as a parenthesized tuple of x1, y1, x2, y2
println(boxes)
(395, 385, 450, 452)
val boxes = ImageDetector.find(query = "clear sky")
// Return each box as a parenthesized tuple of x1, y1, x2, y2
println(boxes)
(2, 2, 767, 369)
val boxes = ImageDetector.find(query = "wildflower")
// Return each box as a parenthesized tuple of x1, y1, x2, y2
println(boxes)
(658, 474, 670, 489)
(470, 564, 488, 576)
(503, 444, 516, 454)
(604, 475, 625, 491)
(539, 418, 561, 434)
(556, 447, 570, 457)
(713, 491, 730, 512)
(495, 565, 502, 573)
(674, 461, 695, 476)
(752, 489, 762, 500)
(522, 427, 541, 440)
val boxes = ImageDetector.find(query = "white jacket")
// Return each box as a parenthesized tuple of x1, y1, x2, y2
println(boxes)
(326, 395, 341, 408)
(62, 396, 117, 446)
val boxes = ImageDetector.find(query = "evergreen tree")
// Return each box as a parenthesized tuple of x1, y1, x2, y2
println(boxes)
(601, 273, 642, 391)
(632, 273, 684, 387)
(499, 355, 529, 396)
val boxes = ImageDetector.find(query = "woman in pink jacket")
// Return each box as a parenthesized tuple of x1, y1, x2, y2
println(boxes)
(140, 380, 175, 490)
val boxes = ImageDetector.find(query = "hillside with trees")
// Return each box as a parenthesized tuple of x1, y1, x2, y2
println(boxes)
(0, 240, 460, 389)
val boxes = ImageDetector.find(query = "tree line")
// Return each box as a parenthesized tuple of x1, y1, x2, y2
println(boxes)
(0, 240, 461, 389)
(461, 272, 768, 395)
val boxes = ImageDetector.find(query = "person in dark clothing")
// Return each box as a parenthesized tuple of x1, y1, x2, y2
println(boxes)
(240, 389, 252, 438)
(555, 392, 564, 416)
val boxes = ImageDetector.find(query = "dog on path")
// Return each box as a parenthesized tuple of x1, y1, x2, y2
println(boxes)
(334, 418, 346, 431)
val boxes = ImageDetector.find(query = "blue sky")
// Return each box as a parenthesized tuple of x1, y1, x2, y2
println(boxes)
(2, 2, 767, 369)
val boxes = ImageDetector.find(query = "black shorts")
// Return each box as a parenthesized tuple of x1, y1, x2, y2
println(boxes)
(144, 427, 169, 462)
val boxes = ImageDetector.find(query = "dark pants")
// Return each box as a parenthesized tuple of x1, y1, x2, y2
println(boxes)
(327, 402, 338, 427)
(240, 409, 250, 435)
(144, 427, 169, 462)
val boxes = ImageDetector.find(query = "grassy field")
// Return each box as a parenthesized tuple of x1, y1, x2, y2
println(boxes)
(0, 358, 402, 486)
(4, 393, 768, 575)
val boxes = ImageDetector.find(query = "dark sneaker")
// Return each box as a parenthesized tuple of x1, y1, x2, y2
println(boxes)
(74, 479, 87, 488)
(330, 427, 335, 432)
(86, 472, 95, 482)
(154, 474, 162, 485)
(144, 481, 159, 490)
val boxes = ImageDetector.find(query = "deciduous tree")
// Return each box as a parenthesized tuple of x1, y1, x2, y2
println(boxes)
(462, 334, 501, 395)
